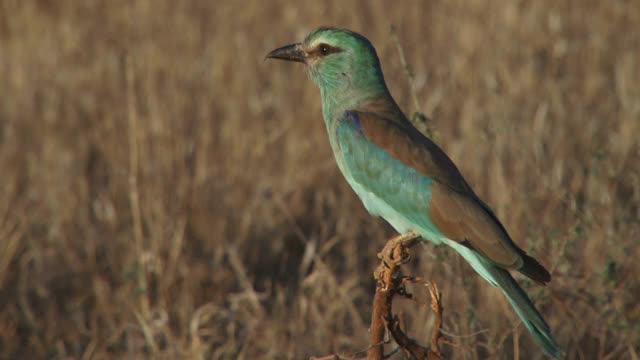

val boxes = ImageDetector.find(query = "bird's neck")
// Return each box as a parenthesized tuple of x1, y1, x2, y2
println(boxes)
(320, 85, 405, 127)
(320, 85, 388, 122)
(319, 86, 408, 161)
(319, 88, 408, 182)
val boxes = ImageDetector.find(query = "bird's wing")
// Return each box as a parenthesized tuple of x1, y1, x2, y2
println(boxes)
(336, 110, 525, 270)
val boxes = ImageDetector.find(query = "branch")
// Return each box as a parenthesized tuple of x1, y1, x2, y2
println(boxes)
(312, 232, 448, 360)
(367, 233, 445, 360)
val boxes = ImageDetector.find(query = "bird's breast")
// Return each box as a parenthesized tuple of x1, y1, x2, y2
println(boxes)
(329, 119, 445, 244)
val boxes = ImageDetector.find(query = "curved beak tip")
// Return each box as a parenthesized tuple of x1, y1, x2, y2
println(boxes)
(265, 43, 306, 64)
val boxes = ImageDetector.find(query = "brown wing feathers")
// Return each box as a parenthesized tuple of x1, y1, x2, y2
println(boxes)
(354, 105, 551, 284)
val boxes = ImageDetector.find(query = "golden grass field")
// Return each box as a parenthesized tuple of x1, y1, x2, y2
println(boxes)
(0, 1, 639, 359)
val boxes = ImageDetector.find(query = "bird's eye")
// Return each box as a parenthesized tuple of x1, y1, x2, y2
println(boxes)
(315, 43, 342, 57)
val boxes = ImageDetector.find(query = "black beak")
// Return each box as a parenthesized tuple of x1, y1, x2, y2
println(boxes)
(265, 43, 307, 63)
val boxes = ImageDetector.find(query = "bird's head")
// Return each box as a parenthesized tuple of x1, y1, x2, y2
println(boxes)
(267, 27, 387, 102)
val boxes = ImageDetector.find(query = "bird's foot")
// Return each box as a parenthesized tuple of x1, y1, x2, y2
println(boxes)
(376, 231, 420, 268)
(374, 232, 421, 288)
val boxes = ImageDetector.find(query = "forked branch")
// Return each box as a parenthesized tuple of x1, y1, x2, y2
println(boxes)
(312, 233, 447, 359)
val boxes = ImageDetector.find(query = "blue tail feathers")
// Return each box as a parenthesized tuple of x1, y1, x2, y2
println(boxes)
(491, 264, 564, 359)
(448, 241, 564, 359)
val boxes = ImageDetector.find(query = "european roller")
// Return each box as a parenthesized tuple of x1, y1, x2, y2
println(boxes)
(267, 27, 562, 359)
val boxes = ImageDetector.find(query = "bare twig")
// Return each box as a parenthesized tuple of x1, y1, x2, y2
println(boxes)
(427, 283, 443, 355)
(313, 232, 449, 360)
(389, 26, 420, 114)
(124, 52, 150, 319)
(380, 282, 444, 360)
(368, 232, 420, 359)
(368, 232, 447, 360)
(389, 25, 434, 139)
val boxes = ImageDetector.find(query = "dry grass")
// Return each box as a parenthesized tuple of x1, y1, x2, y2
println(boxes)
(0, 1, 639, 359)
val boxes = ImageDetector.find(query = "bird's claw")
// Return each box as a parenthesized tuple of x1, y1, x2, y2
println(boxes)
(377, 231, 419, 267)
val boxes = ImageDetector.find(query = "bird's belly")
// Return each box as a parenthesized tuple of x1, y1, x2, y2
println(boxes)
(350, 180, 411, 231)
(346, 176, 445, 245)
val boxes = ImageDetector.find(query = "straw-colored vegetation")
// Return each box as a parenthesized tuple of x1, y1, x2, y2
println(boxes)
(0, 1, 638, 359)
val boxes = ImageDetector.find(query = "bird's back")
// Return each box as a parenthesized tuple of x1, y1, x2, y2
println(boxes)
(328, 96, 549, 283)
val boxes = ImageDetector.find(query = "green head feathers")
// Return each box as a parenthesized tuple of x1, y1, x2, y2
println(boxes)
(267, 27, 389, 108)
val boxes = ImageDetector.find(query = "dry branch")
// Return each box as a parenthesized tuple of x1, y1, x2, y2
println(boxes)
(313, 233, 447, 360)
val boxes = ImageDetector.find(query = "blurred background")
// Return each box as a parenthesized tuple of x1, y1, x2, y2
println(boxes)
(0, 0, 639, 359)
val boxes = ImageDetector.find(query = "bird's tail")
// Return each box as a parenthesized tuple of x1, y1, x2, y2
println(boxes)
(491, 265, 563, 359)
(449, 242, 563, 359)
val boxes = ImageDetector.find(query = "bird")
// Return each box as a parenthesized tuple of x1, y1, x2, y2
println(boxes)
(266, 27, 563, 359)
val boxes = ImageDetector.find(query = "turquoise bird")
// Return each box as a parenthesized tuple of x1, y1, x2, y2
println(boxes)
(267, 27, 562, 359)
